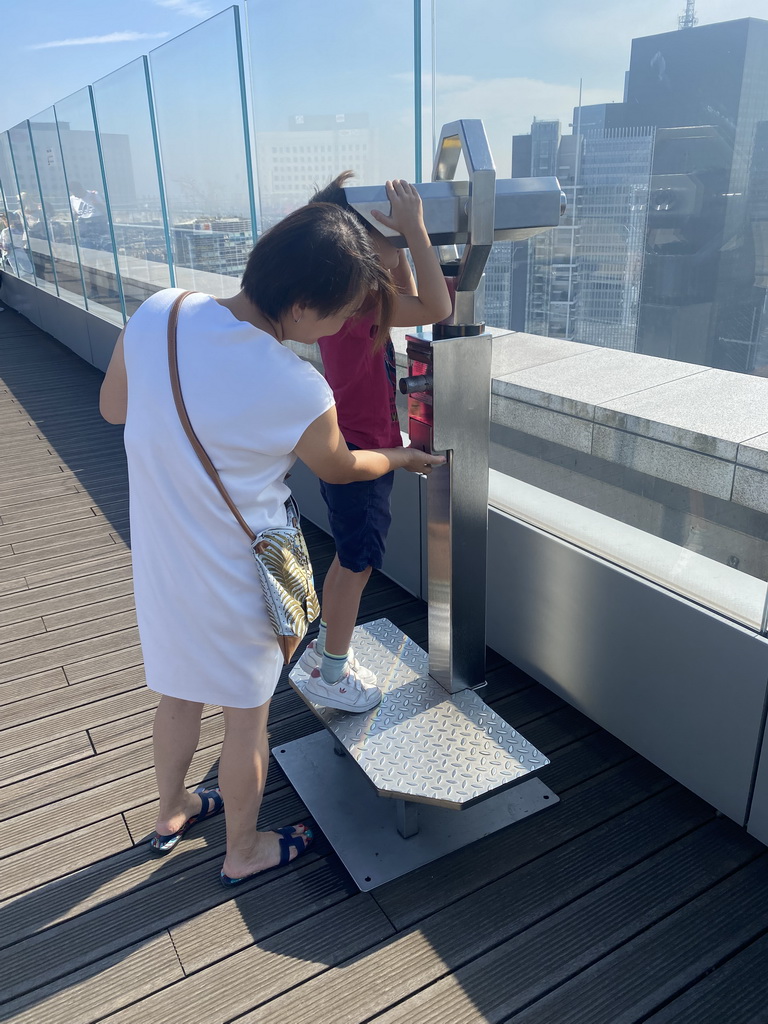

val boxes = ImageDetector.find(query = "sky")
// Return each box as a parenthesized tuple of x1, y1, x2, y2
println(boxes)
(2, 0, 768, 179)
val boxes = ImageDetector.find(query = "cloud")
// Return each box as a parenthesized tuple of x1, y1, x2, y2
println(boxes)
(392, 72, 618, 172)
(28, 31, 170, 50)
(154, 0, 215, 16)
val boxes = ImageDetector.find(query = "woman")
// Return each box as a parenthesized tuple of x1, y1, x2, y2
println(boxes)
(100, 200, 444, 886)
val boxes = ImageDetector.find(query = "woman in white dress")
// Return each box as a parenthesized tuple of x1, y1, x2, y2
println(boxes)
(100, 199, 444, 885)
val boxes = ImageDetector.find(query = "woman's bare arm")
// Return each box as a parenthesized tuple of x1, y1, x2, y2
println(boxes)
(99, 331, 127, 424)
(295, 407, 444, 485)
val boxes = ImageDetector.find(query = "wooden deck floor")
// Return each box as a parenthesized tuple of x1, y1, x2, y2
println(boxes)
(2, 308, 768, 1024)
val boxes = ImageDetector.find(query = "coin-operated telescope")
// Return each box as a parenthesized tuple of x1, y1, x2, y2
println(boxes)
(346, 119, 566, 695)
(281, 120, 565, 892)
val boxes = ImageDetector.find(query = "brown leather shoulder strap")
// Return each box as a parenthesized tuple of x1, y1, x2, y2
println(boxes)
(167, 290, 257, 543)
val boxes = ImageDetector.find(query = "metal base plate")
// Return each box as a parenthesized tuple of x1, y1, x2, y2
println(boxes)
(274, 729, 557, 891)
(288, 618, 551, 808)
(278, 619, 559, 890)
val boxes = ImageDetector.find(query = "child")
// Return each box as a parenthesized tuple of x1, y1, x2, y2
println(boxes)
(296, 174, 452, 712)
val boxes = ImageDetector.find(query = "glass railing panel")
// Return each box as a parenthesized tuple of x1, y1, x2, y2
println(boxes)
(245, 0, 417, 229)
(29, 109, 86, 307)
(0, 131, 35, 284)
(92, 57, 172, 317)
(149, 7, 255, 294)
(426, 4, 768, 630)
(8, 122, 56, 292)
(55, 88, 125, 324)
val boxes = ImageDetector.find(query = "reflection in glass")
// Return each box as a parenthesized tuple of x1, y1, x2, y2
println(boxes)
(0, 131, 35, 283)
(8, 121, 56, 291)
(150, 7, 255, 293)
(246, 0, 415, 230)
(29, 109, 86, 306)
(93, 57, 172, 316)
(55, 87, 124, 323)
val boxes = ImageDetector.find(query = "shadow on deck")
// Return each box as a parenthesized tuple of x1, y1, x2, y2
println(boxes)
(1, 308, 768, 1024)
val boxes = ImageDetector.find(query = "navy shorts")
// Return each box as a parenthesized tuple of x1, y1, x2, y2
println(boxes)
(320, 446, 394, 573)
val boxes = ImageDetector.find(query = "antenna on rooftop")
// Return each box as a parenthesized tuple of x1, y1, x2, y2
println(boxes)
(678, 0, 697, 29)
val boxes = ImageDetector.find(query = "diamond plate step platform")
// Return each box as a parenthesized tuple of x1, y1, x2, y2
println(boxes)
(275, 618, 558, 890)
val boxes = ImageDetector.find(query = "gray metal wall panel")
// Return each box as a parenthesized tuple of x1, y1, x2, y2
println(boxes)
(486, 506, 768, 824)
(2, 275, 42, 327)
(748, 733, 768, 844)
(87, 316, 121, 372)
(37, 297, 93, 364)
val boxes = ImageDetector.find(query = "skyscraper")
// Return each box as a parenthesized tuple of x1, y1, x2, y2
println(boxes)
(511, 17, 768, 373)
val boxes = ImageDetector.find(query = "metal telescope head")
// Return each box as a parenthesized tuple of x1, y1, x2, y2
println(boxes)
(344, 118, 566, 330)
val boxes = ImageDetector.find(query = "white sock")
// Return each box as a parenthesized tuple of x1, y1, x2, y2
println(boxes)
(320, 650, 347, 684)
(315, 620, 327, 657)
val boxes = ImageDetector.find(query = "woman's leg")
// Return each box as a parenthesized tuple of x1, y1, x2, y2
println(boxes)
(219, 701, 310, 878)
(153, 695, 206, 835)
(321, 555, 372, 656)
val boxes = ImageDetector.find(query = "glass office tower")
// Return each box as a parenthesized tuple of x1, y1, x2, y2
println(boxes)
(512, 17, 768, 372)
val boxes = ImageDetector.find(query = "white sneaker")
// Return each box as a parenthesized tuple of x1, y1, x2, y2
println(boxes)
(295, 640, 377, 687)
(304, 666, 382, 713)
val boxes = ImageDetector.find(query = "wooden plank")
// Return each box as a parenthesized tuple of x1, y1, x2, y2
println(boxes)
(90, 683, 299, 754)
(0, 565, 133, 617)
(232, 819, 761, 1024)
(24, 549, 132, 590)
(2, 705, 221, 817)
(2, 677, 152, 751)
(643, 931, 768, 1024)
(0, 790, 310, 999)
(3, 510, 128, 548)
(0, 540, 128, 589)
(90, 701, 212, 754)
(0, 719, 225, 855)
(0, 816, 132, 899)
(498, 851, 768, 1024)
(0, 529, 120, 571)
(0, 573, 28, 597)
(64, 640, 144, 684)
(0, 625, 140, 686)
(0, 933, 183, 1024)
(0, 486, 127, 525)
(0, 666, 68, 703)
(106, 895, 393, 1024)
(0, 608, 137, 664)
(0, 615, 45, 644)
(0, 578, 134, 628)
(0, 731, 93, 785)
(373, 755, 673, 930)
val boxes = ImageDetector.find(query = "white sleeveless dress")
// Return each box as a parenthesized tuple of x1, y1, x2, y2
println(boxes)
(123, 288, 334, 708)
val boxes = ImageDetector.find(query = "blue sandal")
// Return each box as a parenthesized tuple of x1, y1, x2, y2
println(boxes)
(149, 786, 224, 856)
(219, 825, 313, 887)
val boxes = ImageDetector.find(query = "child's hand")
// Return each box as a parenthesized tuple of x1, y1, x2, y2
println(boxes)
(400, 448, 446, 475)
(371, 180, 426, 240)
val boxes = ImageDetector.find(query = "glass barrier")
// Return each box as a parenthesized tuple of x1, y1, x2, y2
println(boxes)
(424, 2, 768, 632)
(55, 88, 124, 324)
(29, 109, 86, 307)
(0, 131, 35, 284)
(0, 3, 766, 636)
(149, 7, 255, 294)
(8, 122, 57, 292)
(92, 57, 172, 317)
(246, 0, 417, 229)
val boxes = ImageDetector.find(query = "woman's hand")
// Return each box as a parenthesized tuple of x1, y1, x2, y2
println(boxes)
(371, 180, 426, 241)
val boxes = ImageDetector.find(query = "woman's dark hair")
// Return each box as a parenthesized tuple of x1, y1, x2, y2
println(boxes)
(241, 201, 395, 344)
